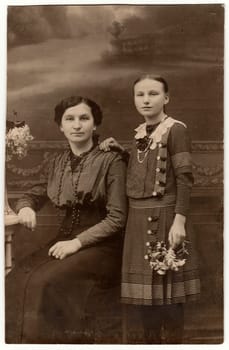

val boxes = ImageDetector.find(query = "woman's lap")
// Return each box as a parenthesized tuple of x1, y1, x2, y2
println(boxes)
(8, 237, 121, 283)
(6, 238, 122, 343)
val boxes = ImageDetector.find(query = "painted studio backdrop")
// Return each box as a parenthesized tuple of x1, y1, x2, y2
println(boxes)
(6, 4, 223, 343)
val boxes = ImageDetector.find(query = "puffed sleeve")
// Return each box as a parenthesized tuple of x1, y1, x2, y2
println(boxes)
(77, 156, 127, 247)
(168, 123, 194, 216)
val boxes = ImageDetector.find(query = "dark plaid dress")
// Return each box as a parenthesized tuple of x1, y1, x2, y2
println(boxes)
(121, 117, 200, 306)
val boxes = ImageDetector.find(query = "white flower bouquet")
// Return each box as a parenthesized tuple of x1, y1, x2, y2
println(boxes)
(144, 241, 189, 275)
(6, 120, 34, 162)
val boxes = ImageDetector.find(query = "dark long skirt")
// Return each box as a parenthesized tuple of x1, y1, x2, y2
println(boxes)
(5, 233, 123, 344)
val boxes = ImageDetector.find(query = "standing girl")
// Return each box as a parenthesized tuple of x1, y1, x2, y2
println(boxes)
(101, 74, 200, 344)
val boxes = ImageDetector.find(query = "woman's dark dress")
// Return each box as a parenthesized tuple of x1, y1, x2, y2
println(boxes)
(5, 146, 127, 344)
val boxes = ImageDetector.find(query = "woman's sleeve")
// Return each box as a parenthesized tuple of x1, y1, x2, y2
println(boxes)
(77, 156, 127, 247)
(111, 146, 130, 164)
(168, 123, 194, 217)
(14, 159, 53, 213)
(120, 149, 130, 164)
(15, 182, 49, 213)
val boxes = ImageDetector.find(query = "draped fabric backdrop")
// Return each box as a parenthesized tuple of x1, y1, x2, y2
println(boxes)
(6, 4, 224, 344)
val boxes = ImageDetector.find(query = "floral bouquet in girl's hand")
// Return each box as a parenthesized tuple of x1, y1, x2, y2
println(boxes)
(6, 119, 34, 162)
(144, 241, 189, 275)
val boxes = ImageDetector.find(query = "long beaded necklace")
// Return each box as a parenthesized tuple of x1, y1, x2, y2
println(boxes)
(136, 115, 167, 164)
(56, 147, 91, 236)
(137, 138, 153, 163)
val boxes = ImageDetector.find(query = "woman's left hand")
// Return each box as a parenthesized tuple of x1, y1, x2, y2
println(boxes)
(168, 214, 186, 248)
(48, 238, 82, 260)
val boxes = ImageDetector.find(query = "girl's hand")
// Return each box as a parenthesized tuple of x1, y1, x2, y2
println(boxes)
(168, 214, 186, 248)
(48, 238, 82, 260)
(99, 137, 124, 152)
(18, 207, 36, 230)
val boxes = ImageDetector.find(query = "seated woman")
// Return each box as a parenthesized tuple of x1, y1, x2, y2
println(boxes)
(5, 96, 127, 344)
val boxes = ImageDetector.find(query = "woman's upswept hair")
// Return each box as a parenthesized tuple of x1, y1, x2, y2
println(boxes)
(133, 74, 169, 93)
(54, 95, 103, 126)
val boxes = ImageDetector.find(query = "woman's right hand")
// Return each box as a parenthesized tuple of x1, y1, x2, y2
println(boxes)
(99, 137, 124, 152)
(18, 207, 37, 230)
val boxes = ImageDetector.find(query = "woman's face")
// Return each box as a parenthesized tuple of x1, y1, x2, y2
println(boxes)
(134, 78, 169, 120)
(60, 102, 95, 145)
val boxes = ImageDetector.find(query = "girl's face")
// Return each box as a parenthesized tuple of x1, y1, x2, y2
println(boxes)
(60, 102, 95, 145)
(134, 78, 169, 120)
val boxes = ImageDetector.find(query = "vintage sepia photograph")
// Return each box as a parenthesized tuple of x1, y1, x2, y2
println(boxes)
(3, 2, 224, 345)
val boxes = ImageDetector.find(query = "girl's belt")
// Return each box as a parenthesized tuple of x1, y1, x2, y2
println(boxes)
(129, 194, 176, 209)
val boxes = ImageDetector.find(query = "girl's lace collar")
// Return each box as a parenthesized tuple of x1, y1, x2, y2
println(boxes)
(134, 116, 186, 150)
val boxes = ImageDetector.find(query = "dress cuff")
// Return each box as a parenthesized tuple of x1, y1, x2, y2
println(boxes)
(171, 152, 193, 177)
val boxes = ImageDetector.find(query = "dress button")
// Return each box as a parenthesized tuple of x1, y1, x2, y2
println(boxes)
(147, 216, 152, 222)
(156, 180, 160, 185)
(156, 168, 160, 173)
(158, 143, 162, 148)
(152, 191, 157, 196)
(146, 242, 150, 247)
(144, 254, 149, 260)
(147, 229, 152, 235)
(157, 156, 160, 160)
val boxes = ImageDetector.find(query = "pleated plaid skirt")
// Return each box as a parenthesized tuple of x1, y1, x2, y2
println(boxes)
(121, 195, 200, 306)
